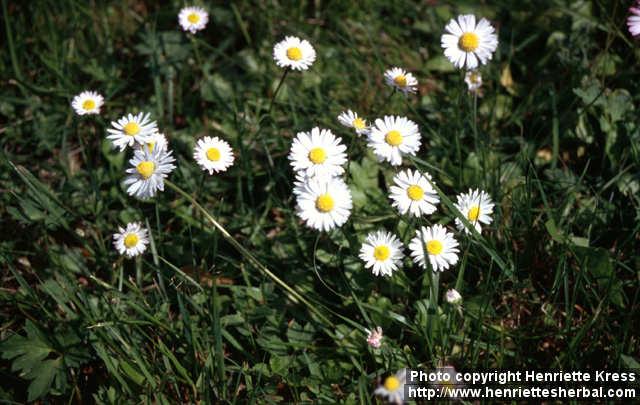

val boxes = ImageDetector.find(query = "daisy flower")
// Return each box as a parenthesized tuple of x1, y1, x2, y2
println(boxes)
(409, 224, 460, 272)
(453, 188, 495, 234)
(107, 112, 158, 152)
(389, 169, 439, 217)
(365, 326, 383, 349)
(292, 171, 309, 196)
(629, 3, 640, 36)
(289, 127, 347, 179)
(193, 136, 235, 174)
(384, 67, 418, 95)
(367, 116, 421, 166)
(123, 145, 176, 199)
(337, 110, 369, 135)
(464, 70, 483, 93)
(358, 230, 404, 276)
(71, 91, 103, 115)
(374, 369, 406, 405)
(178, 6, 208, 34)
(273, 36, 316, 71)
(113, 222, 149, 258)
(294, 176, 352, 232)
(445, 288, 462, 305)
(441, 14, 498, 70)
(136, 132, 168, 153)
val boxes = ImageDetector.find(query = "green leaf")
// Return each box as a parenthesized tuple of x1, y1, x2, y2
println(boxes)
(0, 321, 62, 401)
(26, 359, 60, 402)
(120, 361, 146, 386)
(620, 354, 640, 369)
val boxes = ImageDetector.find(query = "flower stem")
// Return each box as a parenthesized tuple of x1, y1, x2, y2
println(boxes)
(267, 68, 289, 115)
(165, 180, 331, 325)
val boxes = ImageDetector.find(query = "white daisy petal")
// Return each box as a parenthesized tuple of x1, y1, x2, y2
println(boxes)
(358, 230, 404, 276)
(107, 112, 158, 152)
(71, 91, 104, 115)
(374, 369, 406, 404)
(629, 6, 640, 36)
(294, 177, 352, 231)
(273, 36, 316, 71)
(441, 14, 498, 70)
(178, 6, 208, 34)
(135, 132, 168, 154)
(409, 224, 460, 272)
(453, 188, 495, 234)
(366, 115, 421, 166)
(389, 169, 439, 217)
(123, 145, 176, 200)
(289, 127, 347, 179)
(383, 67, 418, 95)
(337, 110, 369, 135)
(194, 136, 235, 174)
(464, 70, 483, 92)
(113, 222, 149, 258)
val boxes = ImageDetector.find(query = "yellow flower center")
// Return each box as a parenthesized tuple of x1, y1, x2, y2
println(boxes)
(406, 185, 424, 201)
(187, 13, 200, 23)
(124, 233, 139, 248)
(385, 130, 403, 146)
(206, 147, 221, 162)
(468, 205, 480, 221)
(384, 376, 400, 391)
(459, 32, 480, 52)
(393, 74, 407, 87)
(286, 47, 302, 61)
(315, 194, 334, 212)
(308, 147, 327, 164)
(124, 122, 140, 136)
(426, 240, 443, 255)
(352, 117, 366, 130)
(82, 99, 96, 110)
(469, 72, 481, 84)
(147, 142, 156, 153)
(373, 245, 390, 261)
(136, 161, 155, 179)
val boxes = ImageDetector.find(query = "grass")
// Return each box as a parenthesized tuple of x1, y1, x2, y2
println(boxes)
(1, 0, 639, 402)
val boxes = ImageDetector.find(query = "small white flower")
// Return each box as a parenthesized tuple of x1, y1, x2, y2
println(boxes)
(389, 169, 439, 217)
(464, 70, 483, 92)
(113, 222, 149, 258)
(193, 136, 235, 175)
(409, 224, 460, 272)
(337, 110, 369, 135)
(367, 115, 421, 166)
(629, 3, 640, 37)
(294, 176, 352, 232)
(384, 67, 418, 95)
(365, 326, 383, 348)
(71, 91, 103, 115)
(136, 132, 168, 153)
(289, 127, 347, 179)
(441, 14, 498, 70)
(123, 145, 176, 199)
(453, 188, 495, 234)
(107, 112, 158, 152)
(359, 230, 404, 276)
(445, 289, 462, 305)
(374, 369, 406, 405)
(273, 36, 316, 71)
(178, 6, 208, 34)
